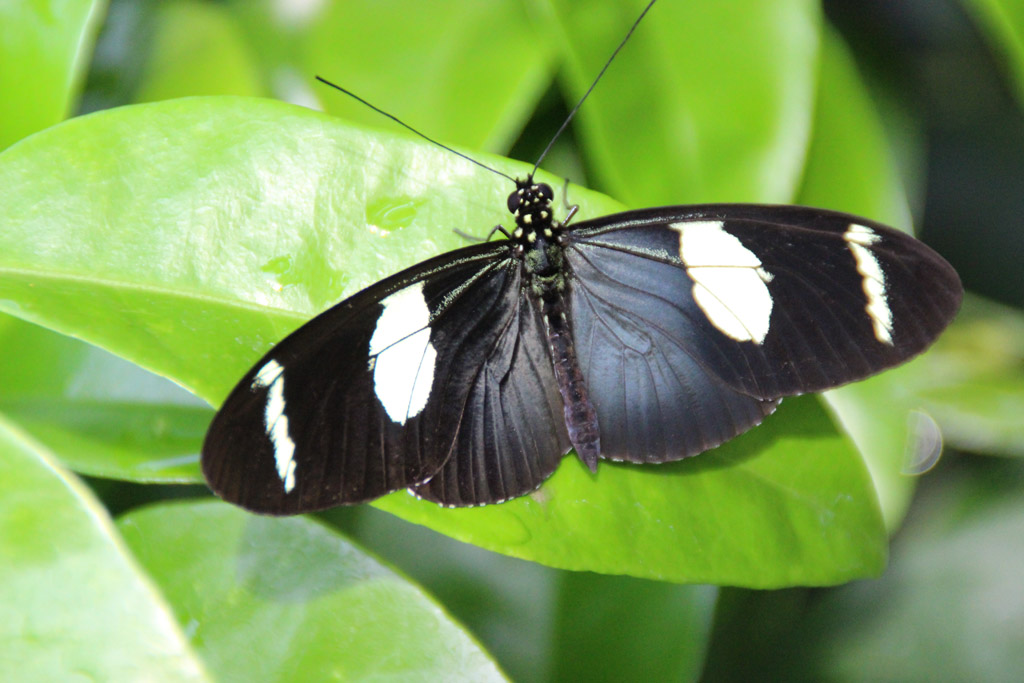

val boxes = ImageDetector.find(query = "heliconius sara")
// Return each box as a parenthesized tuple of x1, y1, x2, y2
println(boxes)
(201, 2, 963, 513)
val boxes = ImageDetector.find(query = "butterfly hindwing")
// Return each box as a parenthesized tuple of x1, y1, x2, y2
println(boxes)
(412, 289, 571, 505)
(202, 241, 521, 514)
(566, 227, 779, 463)
(564, 204, 962, 403)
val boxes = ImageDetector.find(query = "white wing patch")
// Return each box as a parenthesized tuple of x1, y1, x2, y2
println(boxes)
(672, 221, 774, 344)
(844, 224, 894, 344)
(251, 359, 297, 493)
(368, 282, 438, 425)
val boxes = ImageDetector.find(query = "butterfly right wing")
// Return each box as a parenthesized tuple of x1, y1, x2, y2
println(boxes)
(561, 204, 960, 465)
(202, 241, 526, 514)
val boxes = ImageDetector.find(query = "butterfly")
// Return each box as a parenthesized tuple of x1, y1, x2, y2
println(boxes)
(200, 0, 962, 513)
(201, 172, 962, 512)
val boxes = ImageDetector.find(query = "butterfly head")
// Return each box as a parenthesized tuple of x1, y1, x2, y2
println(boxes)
(508, 177, 556, 236)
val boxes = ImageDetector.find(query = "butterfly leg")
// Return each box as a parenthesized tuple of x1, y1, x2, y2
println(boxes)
(453, 224, 513, 243)
(557, 178, 579, 228)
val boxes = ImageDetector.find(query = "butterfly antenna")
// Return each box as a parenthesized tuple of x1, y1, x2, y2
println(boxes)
(531, 0, 658, 176)
(315, 76, 517, 183)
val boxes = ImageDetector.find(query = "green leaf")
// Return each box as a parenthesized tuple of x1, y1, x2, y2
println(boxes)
(0, 317, 208, 482)
(784, 484, 1024, 681)
(223, 0, 553, 152)
(377, 396, 885, 586)
(134, 1, 266, 102)
(117, 501, 506, 682)
(5, 398, 208, 481)
(546, 0, 821, 205)
(0, 96, 886, 585)
(920, 375, 1024, 456)
(0, 96, 620, 405)
(965, 0, 1024, 110)
(0, 416, 207, 680)
(797, 29, 920, 530)
(797, 29, 912, 227)
(912, 294, 1024, 458)
(549, 574, 716, 681)
(328, 504, 563, 682)
(0, 0, 106, 150)
(702, 463, 1024, 681)
(329, 503, 716, 682)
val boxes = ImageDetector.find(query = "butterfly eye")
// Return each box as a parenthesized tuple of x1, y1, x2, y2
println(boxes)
(537, 183, 554, 202)
(507, 191, 521, 213)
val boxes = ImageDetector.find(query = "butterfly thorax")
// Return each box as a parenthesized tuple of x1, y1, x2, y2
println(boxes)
(507, 177, 556, 233)
(508, 178, 567, 299)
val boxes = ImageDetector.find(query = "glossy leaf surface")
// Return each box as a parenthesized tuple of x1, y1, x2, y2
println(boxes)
(0, 417, 206, 680)
(118, 501, 506, 682)
(0, 97, 887, 585)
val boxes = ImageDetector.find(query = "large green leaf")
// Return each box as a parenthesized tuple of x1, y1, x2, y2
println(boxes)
(546, 0, 820, 205)
(222, 0, 553, 152)
(0, 416, 207, 680)
(0, 317, 209, 482)
(328, 504, 564, 682)
(377, 395, 885, 586)
(548, 574, 716, 681)
(133, 1, 266, 103)
(0, 96, 620, 406)
(797, 30, 911, 227)
(0, 97, 886, 585)
(330, 503, 716, 682)
(118, 501, 506, 682)
(0, 0, 106, 150)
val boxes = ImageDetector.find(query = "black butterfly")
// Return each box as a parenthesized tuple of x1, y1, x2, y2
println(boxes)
(201, 173, 962, 513)
(201, 0, 962, 513)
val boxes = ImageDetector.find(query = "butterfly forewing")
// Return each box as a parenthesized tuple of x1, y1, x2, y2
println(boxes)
(563, 205, 962, 402)
(202, 241, 519, 514)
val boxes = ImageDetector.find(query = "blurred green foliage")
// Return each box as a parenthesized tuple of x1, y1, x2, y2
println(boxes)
(0, 0, 1022, 680)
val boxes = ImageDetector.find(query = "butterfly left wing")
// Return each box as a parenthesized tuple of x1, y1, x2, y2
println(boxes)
(203, 242, 528, 513)
(562, 204, 961, 462)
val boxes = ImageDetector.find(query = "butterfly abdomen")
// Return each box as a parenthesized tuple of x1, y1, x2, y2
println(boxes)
(540, 287, 601, 472)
